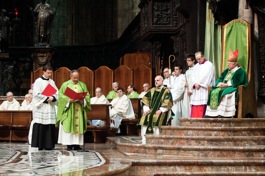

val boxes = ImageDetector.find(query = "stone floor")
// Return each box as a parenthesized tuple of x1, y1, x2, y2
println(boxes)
(0, 141, 132, 176)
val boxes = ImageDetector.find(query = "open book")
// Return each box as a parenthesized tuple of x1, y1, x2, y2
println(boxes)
(42, 84, 57, 96)
(64, 87, 87, 100)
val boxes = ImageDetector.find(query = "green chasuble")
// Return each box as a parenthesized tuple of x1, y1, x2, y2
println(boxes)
(106, 90, 118, 99)
(57, 80, 91, 134)
(208, 67, 248, 110)
(139, 87, 173, 134)
(127, 91, 139, 98)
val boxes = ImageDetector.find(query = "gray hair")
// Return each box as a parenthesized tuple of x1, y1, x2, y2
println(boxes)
(70, 69, 79, 76)
(112, 82, 119, 86)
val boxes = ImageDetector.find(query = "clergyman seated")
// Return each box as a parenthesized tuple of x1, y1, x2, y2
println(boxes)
(205, 49, 248, 118)
(109, 88, 135, 132)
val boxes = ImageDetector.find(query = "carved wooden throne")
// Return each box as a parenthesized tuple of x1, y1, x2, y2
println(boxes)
(222, 19, 257, 118)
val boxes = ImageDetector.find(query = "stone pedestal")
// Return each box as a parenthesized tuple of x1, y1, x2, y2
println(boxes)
(31, 47, 54, 71)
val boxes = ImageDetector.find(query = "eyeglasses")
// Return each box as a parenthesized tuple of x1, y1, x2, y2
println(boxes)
(186, 60, 192, 61)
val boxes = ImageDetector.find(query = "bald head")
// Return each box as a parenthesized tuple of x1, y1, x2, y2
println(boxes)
(155, 75, 164, 88)
(143, 83, 150, 92)
(6, 92, 14, 102)
(25, 94, 32, 103)
(95, 87, 103, 98)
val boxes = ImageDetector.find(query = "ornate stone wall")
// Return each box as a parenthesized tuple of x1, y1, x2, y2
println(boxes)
(248, 0, 265, 103)
(139, 0, 203, 74)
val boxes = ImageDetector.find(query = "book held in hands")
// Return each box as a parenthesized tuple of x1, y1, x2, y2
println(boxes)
(64, 87, 87, 100)
(42, 84, 57, 96)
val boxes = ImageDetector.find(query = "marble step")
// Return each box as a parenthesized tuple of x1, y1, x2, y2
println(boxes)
(161, 126, 265, 136)
(107, 137, 265, 175)
(146, 135, 265, 146)
(152, 172, 265, 176)
(126, 156, 265, 176)
(116, 143, 265, 158)
(179, 118, 265, 127)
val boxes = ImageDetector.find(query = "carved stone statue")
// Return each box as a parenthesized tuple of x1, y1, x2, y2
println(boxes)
(0, 9, 10, 52)
(33, 0, 54, 46)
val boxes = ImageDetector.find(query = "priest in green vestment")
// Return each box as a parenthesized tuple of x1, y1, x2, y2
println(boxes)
(106, 82, 119, 99)
(139, 75, 173, 144)
(127, 84, 139, 98)
(57, 70, 91, 151)
(205, 50, 248, 117)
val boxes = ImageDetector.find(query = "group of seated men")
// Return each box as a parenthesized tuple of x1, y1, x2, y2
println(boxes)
(90, 82, 150, 131)
(0, 90, 33, 110)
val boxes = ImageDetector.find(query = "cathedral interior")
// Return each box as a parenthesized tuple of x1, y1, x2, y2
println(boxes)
(1, 0, 265, 175)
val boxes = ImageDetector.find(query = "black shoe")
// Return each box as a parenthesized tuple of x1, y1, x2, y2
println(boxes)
(45, 148, 53, 150)
(67, 145, 73, 151)
(73, 145, 82, 151)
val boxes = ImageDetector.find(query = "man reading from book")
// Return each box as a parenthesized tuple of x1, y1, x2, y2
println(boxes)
(57, 70, 91, 151)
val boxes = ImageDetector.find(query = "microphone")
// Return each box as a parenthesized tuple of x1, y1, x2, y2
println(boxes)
(79, 82, 85, 99)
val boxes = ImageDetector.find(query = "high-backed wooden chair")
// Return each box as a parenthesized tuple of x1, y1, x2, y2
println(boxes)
(121, 52, 152, 69)
(222, 19, 257, 118)
(133, 64, 152, 94)
(31, 67, 43, 83)
(53, 67, 71, 89)
(94, 66, 113, 97)
(78, 66, 94, 97)
(114, 65, 133, 91)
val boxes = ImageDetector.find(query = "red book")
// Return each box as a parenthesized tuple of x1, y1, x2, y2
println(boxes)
(64, 87, 87, 100)
(42, 84, 57, 96)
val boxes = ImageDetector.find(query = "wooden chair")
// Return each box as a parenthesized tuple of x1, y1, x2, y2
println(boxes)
(94, 66, 113, 97)
(221, 19, 257, 118)
(86, 104, 111, 143)
(0, 111, 12, 141)
(53, 67, 71, 89)
(133, 64, 152, 96)
(121, 52, 152, 69)
(77, 66, 94, 97)
(11, 111, 32, 141)
(114, 65, 133, 91)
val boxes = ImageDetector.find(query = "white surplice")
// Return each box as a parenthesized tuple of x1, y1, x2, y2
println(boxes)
(138, 91, 148, 99)
(170, 74, 185, 126)
(190, 60, 215, 105)
(182, 66, 195, 118)
(163, 75, 175, 89)
(109, 94, 135, 129)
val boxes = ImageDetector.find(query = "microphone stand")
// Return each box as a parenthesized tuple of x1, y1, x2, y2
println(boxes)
(78, 82, 86, 152)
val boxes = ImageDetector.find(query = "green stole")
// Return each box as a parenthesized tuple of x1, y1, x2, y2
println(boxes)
(140, 87, 166, 134)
